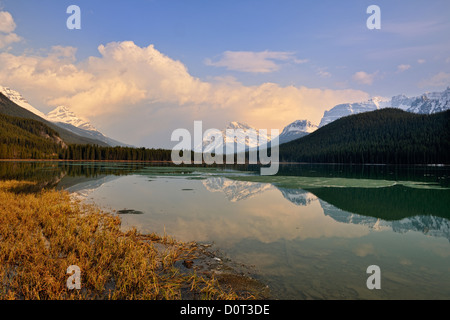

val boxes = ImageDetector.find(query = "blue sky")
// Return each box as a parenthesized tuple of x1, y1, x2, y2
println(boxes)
(1, 0, 449, 147)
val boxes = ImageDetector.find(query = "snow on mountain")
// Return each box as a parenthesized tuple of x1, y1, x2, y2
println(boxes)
(47, 106, 132, 147)
(47, 106, 98, 131)
(0, 85, 131, 147)
(199, 119, 319, 152)
(278, 120, 318, 144)
(319, 97, 390, 128)
(199, 121, 273, 154)
(390, 94, 415, 110)
(0, 85, 49, 120)
(406, 87, 450, 114)
(318, 87, 450, 128)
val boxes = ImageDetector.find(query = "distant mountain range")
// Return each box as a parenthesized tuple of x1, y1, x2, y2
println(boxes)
(1, 84, 449, 156)
(0, 86, 130, 147)
(199, 121, 273, 154)
(198, 120, 318, 153)
(319, 87, 450, 127)
(279, 108, 450, 164)
(199, 87, 450, 152)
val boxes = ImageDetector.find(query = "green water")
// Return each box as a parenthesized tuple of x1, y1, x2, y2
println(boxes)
(1, 161, 450, 299)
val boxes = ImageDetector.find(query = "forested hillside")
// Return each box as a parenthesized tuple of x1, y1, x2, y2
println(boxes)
(279, 108, 450, 164)
(59, 145, 172, 161)
(0, 113, 63, 159)
(0, 93, 109, 146)
(0, 112, 172, 161)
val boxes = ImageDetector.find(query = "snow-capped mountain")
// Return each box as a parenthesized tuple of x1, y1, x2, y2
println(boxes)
(47, 106, 98, 132)
(199, 120, 318, 152)
(318, 87, 450, 128)
(47, 106, 132, 147)
(390, 94, 415, 110)
(319, 97, 390, 128)
(0, 86, 49, 120)
(278, 120, 318, 144)
(407, 87, 450, 114)
(0, 85, 131, 147)
(199, 121, 274, 154)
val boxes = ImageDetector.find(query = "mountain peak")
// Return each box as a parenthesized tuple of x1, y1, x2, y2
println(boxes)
(0, 85, 49, 120)
(278, 119, 317, 144)
(47, 106, 97, 131)
(281, 120, 317, 135)
(226, 121, 254, 130)
(53, 105, 71, 113)
(369, 96, 390, 108)
(198, 121, 272, 154)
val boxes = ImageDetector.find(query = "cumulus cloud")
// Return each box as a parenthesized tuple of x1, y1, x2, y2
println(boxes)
(205, 50, 307, 73)
(396, 64, 411, 73)
(317, 67, 332, 78)
(352, 71, 378, 85)
(0, 11, 16, 33)
(0, 11, 21, 48)
(0, 41, 368, 147)
(419, 72, 450, 88)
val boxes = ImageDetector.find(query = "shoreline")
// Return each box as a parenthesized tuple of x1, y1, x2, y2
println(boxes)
(1, 159, 448, 166)
(0, 179, 270, 300)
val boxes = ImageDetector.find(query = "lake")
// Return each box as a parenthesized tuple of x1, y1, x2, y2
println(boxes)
(1, 161, 450, 299)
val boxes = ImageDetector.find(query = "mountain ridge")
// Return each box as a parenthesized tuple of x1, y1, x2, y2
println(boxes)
(319, 87, 450, 128)
(0, 92, 110, 146)
(47, 106, 133, 147)
(279, 108, 450, 164)
(0, 86, 131, 147)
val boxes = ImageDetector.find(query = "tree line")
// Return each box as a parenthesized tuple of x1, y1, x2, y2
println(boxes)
(2, 107, 449, 165)
(0, 112, 173, 161)
(59, 145, 173, 161)
(278, 109, 450, 165)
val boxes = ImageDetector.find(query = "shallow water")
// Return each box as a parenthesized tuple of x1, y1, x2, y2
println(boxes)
(2, 161, 450, 299)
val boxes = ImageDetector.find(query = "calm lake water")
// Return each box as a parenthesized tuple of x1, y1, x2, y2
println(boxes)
(2, 161, 450, 299)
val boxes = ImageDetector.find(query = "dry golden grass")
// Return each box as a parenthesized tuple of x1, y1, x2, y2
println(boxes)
(0, 180, 242, 300)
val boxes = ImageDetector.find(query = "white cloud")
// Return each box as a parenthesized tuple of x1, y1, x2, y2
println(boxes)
(0, 11, 21, 48)
(205, 50, 306, 73)
(0, 41, 369, 147)
(0, 11, 16, 33)
(417, 59, 426, 64)
(293, 58, 309, 64)
(396, 64, 411, 73)
(419, 72, 450, 88)
(317, 68, 331, 78)
(352, 71, 378, 85)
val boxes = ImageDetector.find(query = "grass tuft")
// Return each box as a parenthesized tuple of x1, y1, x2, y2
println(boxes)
(0, 180, 244, 300)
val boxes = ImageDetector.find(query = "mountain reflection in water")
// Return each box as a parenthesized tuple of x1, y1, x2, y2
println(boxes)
(2, 162, 449, 299)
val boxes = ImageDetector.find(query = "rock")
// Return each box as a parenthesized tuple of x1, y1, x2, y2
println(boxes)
(183, 260, 194, 268)
(117, 209, 144, 215)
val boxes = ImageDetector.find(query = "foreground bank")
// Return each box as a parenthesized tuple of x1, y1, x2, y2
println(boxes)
(0, 180, 267, 300)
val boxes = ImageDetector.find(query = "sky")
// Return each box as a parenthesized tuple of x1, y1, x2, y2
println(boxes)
(0, 0, 449, 148)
